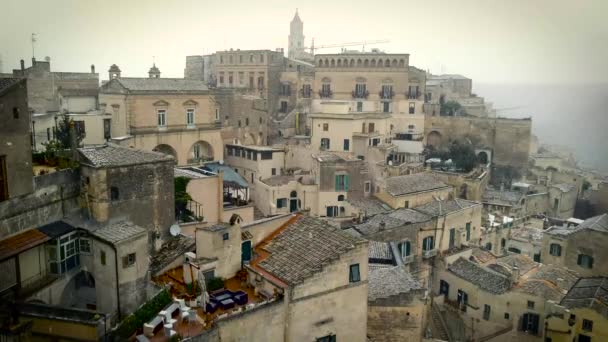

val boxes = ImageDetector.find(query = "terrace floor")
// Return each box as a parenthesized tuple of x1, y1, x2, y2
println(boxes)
(149, 267, 263, 340)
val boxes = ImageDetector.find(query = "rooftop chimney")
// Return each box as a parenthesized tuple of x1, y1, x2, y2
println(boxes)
(32, 57, 36, 66)
(511, 266, 520, 285)
(91, 64, 95, 74)
(20, 59, 25, 73)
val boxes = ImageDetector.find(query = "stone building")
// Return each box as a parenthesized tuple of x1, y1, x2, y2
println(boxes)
(435, 251, 579, 341)
(367, 265, 428, 342)
(99, 64, 223, 165)
(78, 144, 175, 242)
(213, 88, 269, 146)
(0, 78, 32, 201)
(375, 172, 454, 209)
(545, 277, 608, 342)
(542, 213, 608, 277)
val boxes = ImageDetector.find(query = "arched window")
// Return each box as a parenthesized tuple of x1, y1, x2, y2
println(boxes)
(290, 191, 297, 198)
(384, 59, 390, 67)
(391, 59, 398, 67)
(398, 59, 405, 67)
(337, 59, 342, 67)
(363, 59, 369, 67)
(356, 59, 362, 67)
(349, 59, 355, 67)
(330, 59, 335, 67)
(337, 195, 345, 201)
(324, 59, 329, 67)
(343, 58, 349, 67)
(549, 243, 562, 256)
(110, 187, 119, 201)
(370, 59, 376, 67)
(317, 60, 322, 67)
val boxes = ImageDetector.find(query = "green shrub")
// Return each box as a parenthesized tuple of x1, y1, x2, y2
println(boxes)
(114, 289, 172, 338)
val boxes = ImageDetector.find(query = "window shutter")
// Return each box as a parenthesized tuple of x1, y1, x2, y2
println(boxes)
(344, 175, 349, 191)
(335, 175, 339, 191)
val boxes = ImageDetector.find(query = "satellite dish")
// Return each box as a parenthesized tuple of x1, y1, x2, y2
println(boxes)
(169, 223, 181, 236)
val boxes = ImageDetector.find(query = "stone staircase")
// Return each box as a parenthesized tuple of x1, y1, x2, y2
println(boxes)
(431, 303, 451, 341)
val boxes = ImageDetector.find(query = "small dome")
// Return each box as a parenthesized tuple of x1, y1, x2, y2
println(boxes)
(149, 64, 160, 74)
(109, 64, 121, 72)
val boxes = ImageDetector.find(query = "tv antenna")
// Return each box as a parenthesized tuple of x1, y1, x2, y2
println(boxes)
(31, 33, 37, 59)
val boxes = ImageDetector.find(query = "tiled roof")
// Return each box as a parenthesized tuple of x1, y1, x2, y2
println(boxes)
(0, 229, 50, 261)
(413, 198, 480, 217)
(448, 257, 512, 294)
(369, 266, 422, 301)
(385, 173, 450, 196)
(114, 77, 209, 92)
(91, 221, 146, 244)
(78, 144, 173, 167)
(38, 221, 77, 238)
(0, 78, 23, 96)
(257, 216, 365, 285)
(495, 254, 538, 276)
(560, 277, 608, 319)
(510, 226, 543, 244)
(517, 266, 578, 301)
(545, 214, 608, 237)
(470, 247, 496, 264)
(346, 198, 392, 217)
(355, 208, 431, 236)
(150, 234, 196, 275)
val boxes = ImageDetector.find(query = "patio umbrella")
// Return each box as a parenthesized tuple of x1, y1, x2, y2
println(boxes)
(198, 270, 210, 312)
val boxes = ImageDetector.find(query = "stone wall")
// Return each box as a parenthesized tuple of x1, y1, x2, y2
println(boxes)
(0, 78, 33, 199)
(0, 171, 80, 239)
(424, 115, 532, 170)
(368, 292, 428, 342)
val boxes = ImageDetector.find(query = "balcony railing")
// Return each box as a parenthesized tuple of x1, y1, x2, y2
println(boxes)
(187, 156, 214, 165)
(130, 122, 221, 135)
(352, 90, 370, 99)
(403, 254, 415, 264)
(422, 249, 438, 258)
(407, 92, 421, 100)
(18, 270, 60, 298)
(379, 90, 395, 100)
(319, 89, 333, 98)
(394, 133, 424, 141)
(300, 88, 312, 98)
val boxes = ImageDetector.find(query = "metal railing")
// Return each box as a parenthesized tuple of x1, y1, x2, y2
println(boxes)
(352, 90, 370, 99)
(187, 156, 214, 165)
(407, 92, 421, 100)
(379, 90, 395, 99)
(130, 122, 221, 135)
(318, 89, 333, 98)
(422, 249, 438, 258)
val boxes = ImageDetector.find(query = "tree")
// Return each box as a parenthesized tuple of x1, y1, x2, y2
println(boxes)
(448, 141, 477, 172)
(54, 113, 85, 149)
(440, 100, 466, 116)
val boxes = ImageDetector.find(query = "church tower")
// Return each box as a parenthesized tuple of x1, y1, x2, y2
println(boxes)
(288, 9, 305, 59)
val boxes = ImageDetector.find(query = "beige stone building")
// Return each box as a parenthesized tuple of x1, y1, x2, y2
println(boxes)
(99, 64, 223, 165)
(542, 214, 608, 277)
(224, 144, 286, 184)
(375, 172, 454, 209)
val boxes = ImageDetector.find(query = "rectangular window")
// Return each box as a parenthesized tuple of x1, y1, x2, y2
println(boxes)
(355, 83, 366, 97)
(100, 250, 106, 265)
(79, 238, 91, 254)
(527, 300, 535, 309)
(582, 319, 593, 332)
(364, 182, 371, 193)
(261, 151, 273, 160)
(381, 84, 393, 99)
(280, 101, 288, 113)
(449, 228, 455, 248)
(323, 123, 329, 131)
(335, 174, 349, 191)
(74, 120, 86, 135)
(187, 109, 195, 126)
(222, 233, 229, 241)
(320, 138, 330, 150)
(276, 198, 287, 208)
(422, 236, 434, 251)
(383, 101, 390, 113)
(368, 122, 375, 132)
(123, 253, 136, 268)
(504, 313, 510, 319)
(157, 109, 166, 127)
(466, 222, 471, 241)
(219, 76, 224, 84)
(409, 102, 415, 114)
(103, 118, 111, 139)
(271, 168, 276, 176)
(483, 304, 491, 320)
(549, 243, 562, 256)
(47, 127, 51, 141)
(343, 139, 350, 151)
(349, 264, 361, 283)
(238, 72, 244, 85)
(356, 101, 363, 112)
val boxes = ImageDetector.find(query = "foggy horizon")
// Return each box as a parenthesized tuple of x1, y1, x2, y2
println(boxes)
(2, 0, 607, 85)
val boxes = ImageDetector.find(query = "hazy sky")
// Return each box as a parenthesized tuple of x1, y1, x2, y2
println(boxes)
(1, 0, 607, 84)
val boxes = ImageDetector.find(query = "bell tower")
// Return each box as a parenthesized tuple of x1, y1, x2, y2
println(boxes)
(288, 9, 305, 59)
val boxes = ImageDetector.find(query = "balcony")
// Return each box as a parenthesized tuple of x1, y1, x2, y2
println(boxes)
(352, 90, 370, 99)
(379, 90, 395, 100)
(130, 122, 221, 135)
(394, 133, 424, 141)
(402, 254, 415, 264)
(422, 249, 438, 258)
(407, 91, 421, 100)
(318, 89, 333, 98)
(299, 88, 312, 98)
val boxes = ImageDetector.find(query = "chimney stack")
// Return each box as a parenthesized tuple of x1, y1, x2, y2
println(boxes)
(20, 59, 25, 73)
(91, 64, 95, 74)
(511, 266, 520, 285)
(32, 57, 36, 66)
